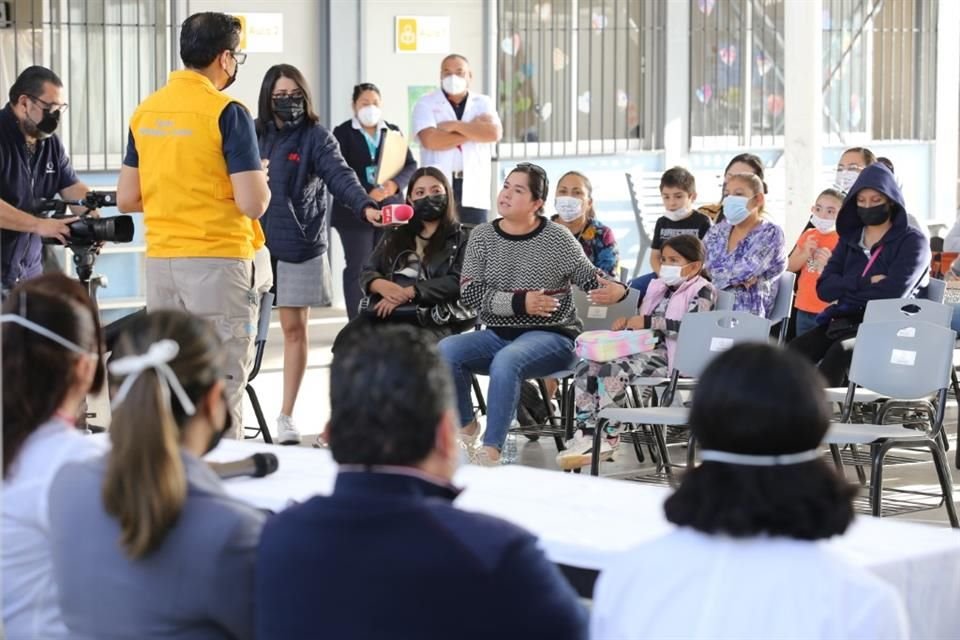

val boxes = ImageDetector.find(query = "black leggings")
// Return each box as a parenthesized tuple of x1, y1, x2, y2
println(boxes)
(788, 323, 857, 387)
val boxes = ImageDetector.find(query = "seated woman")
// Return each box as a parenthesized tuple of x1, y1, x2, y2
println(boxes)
(2, 274, 105, 639)
(558, 235, 716, 471)
(439, 163, 627, 466)
(790, 163, 929, 387)
(591, 343, 908, 640)
(703, 172, 785, 318)
(48, 310, 265, 639)
(699, 152, 767, 224)
(335, 166, 473, 347)
(551, 170, 619, 278)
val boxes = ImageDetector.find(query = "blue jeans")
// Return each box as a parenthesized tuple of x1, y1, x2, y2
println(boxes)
(794, 310, 820, 338)
(438, 330, 576, 449)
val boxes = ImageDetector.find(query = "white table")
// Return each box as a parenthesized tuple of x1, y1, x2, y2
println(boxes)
(202, 440, 960, 638)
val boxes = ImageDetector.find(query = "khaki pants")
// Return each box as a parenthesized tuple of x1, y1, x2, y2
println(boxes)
(145, 256, 259, 438)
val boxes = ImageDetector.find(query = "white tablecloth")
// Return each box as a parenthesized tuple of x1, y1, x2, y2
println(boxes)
(118, 438, 960, 638)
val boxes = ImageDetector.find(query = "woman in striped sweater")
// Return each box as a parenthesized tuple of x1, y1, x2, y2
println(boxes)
(439, 163, 628, 465)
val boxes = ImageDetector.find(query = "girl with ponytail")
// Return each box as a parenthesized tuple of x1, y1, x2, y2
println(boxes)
(47, 310, 265, 640)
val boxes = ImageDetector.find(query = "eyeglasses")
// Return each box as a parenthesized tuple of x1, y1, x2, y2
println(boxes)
(230, 51, 247, 65)
(27, 95, 68, 114)
(271, 91, 304, 100)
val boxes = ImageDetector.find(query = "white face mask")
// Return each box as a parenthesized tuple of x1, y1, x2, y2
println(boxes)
(357, 105, 382, 128)
(554, 196, 584, 222)
(441, 74, 468, 96)
(810, 214, 836, 234)
(835, 169, 859, 193)
(663, 207, 692, 222)
(659, 264, 686, 287)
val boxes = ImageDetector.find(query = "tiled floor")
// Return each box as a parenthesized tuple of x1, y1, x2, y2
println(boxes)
(99, 306, 960, 529)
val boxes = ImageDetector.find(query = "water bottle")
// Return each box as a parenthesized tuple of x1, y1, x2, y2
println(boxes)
(500, 432, 519, 465)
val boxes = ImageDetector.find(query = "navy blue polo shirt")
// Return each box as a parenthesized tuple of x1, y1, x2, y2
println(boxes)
(0, 103, 79, 287)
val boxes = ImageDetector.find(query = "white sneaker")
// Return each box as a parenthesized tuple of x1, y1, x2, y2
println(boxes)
(458, 420, 482, 448)
(556, 432, 616, 471)
(276, 414, 301, 445)
(470, 446, 501, 467)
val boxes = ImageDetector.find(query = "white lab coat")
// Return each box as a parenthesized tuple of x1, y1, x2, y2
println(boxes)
(590, 528, 909, 640)
(411, 89, 500, 210)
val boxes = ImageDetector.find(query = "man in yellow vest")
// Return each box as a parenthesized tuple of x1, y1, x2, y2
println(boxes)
(117, 12, 270, 437)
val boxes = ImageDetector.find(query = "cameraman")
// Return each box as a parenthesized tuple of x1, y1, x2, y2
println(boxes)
(0, 66, 98, 293)
(117, 12, 270, 437)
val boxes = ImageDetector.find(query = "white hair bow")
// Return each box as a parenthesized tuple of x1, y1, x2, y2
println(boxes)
(109, 339, 196, 415)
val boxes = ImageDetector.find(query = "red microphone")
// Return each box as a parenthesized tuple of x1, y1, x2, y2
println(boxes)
(380, 204, 414, 225)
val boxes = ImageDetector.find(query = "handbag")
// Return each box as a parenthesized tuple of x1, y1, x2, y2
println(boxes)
(575, 330, 659, 362)
(358, 250, 422, 322)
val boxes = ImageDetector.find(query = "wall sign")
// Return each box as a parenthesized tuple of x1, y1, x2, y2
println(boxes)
(395, 16, 450, 54)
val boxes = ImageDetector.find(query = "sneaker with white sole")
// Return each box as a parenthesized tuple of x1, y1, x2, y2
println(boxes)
(276, 414, 301, 445)
(556, 432, 616, 471)
(458, 421, 482, 448)
(469, 446, 501, 467)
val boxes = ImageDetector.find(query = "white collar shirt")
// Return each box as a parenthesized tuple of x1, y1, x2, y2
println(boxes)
(411, 89, 501, 210)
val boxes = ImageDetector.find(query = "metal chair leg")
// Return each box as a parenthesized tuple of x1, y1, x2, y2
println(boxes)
(590, 418, 608, 476)
(869, 443, 889, 518)
(685, 432, 697, 468)
(245, 383, 272, 444)
(471, 374, 487, 415)
(652, 425, 673, 479)
(928, 439, 960, 528)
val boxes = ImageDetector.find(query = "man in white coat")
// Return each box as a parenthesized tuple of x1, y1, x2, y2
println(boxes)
(412, 54, 502, 226)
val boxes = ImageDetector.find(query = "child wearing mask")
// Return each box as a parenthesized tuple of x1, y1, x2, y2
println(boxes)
(552, 171, 619, 278)
(787, 189, 844, 337)
(558, 235, 716, 471)
(626, 167, 712, 300)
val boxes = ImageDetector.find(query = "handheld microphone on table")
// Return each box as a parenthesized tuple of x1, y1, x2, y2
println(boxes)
(208, 452, 279, 480)
(380, 203, 414, 226)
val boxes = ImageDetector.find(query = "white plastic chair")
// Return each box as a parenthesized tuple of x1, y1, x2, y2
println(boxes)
(769, 271, 796, 344)
(590, 310, 772, 476)
(572, 287, 641, 333)
(824, 319, 958, 526)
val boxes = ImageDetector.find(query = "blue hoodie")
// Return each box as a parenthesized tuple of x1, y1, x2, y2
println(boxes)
(815, 163, 930, 323)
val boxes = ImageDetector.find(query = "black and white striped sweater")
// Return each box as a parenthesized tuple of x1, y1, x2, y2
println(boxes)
(460, 217, 601, 338)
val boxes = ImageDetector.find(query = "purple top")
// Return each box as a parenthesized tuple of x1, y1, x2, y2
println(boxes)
(704, 218, 786, 318)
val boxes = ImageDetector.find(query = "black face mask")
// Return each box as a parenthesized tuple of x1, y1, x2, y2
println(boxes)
(272, 96, 306, 124)
(857, 204, 890, 227)
(204, 389, 232, 455)
(22, 102, 60, 139)
(413, 194, 448, 222)
(222, 59, 238, 91)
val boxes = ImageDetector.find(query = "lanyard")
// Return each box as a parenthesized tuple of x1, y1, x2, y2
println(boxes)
(861, 244, 883, 277)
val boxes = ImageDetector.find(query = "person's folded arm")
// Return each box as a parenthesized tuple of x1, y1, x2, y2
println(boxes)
(418, 127, 468, 151)
(443, 116, 502, 143)
(816, 242, 860, 302)
(856, 233, 930, 302)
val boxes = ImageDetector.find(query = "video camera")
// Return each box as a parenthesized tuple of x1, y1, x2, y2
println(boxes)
(35, 191, 135, 247)
(33, 191, 135, 290)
